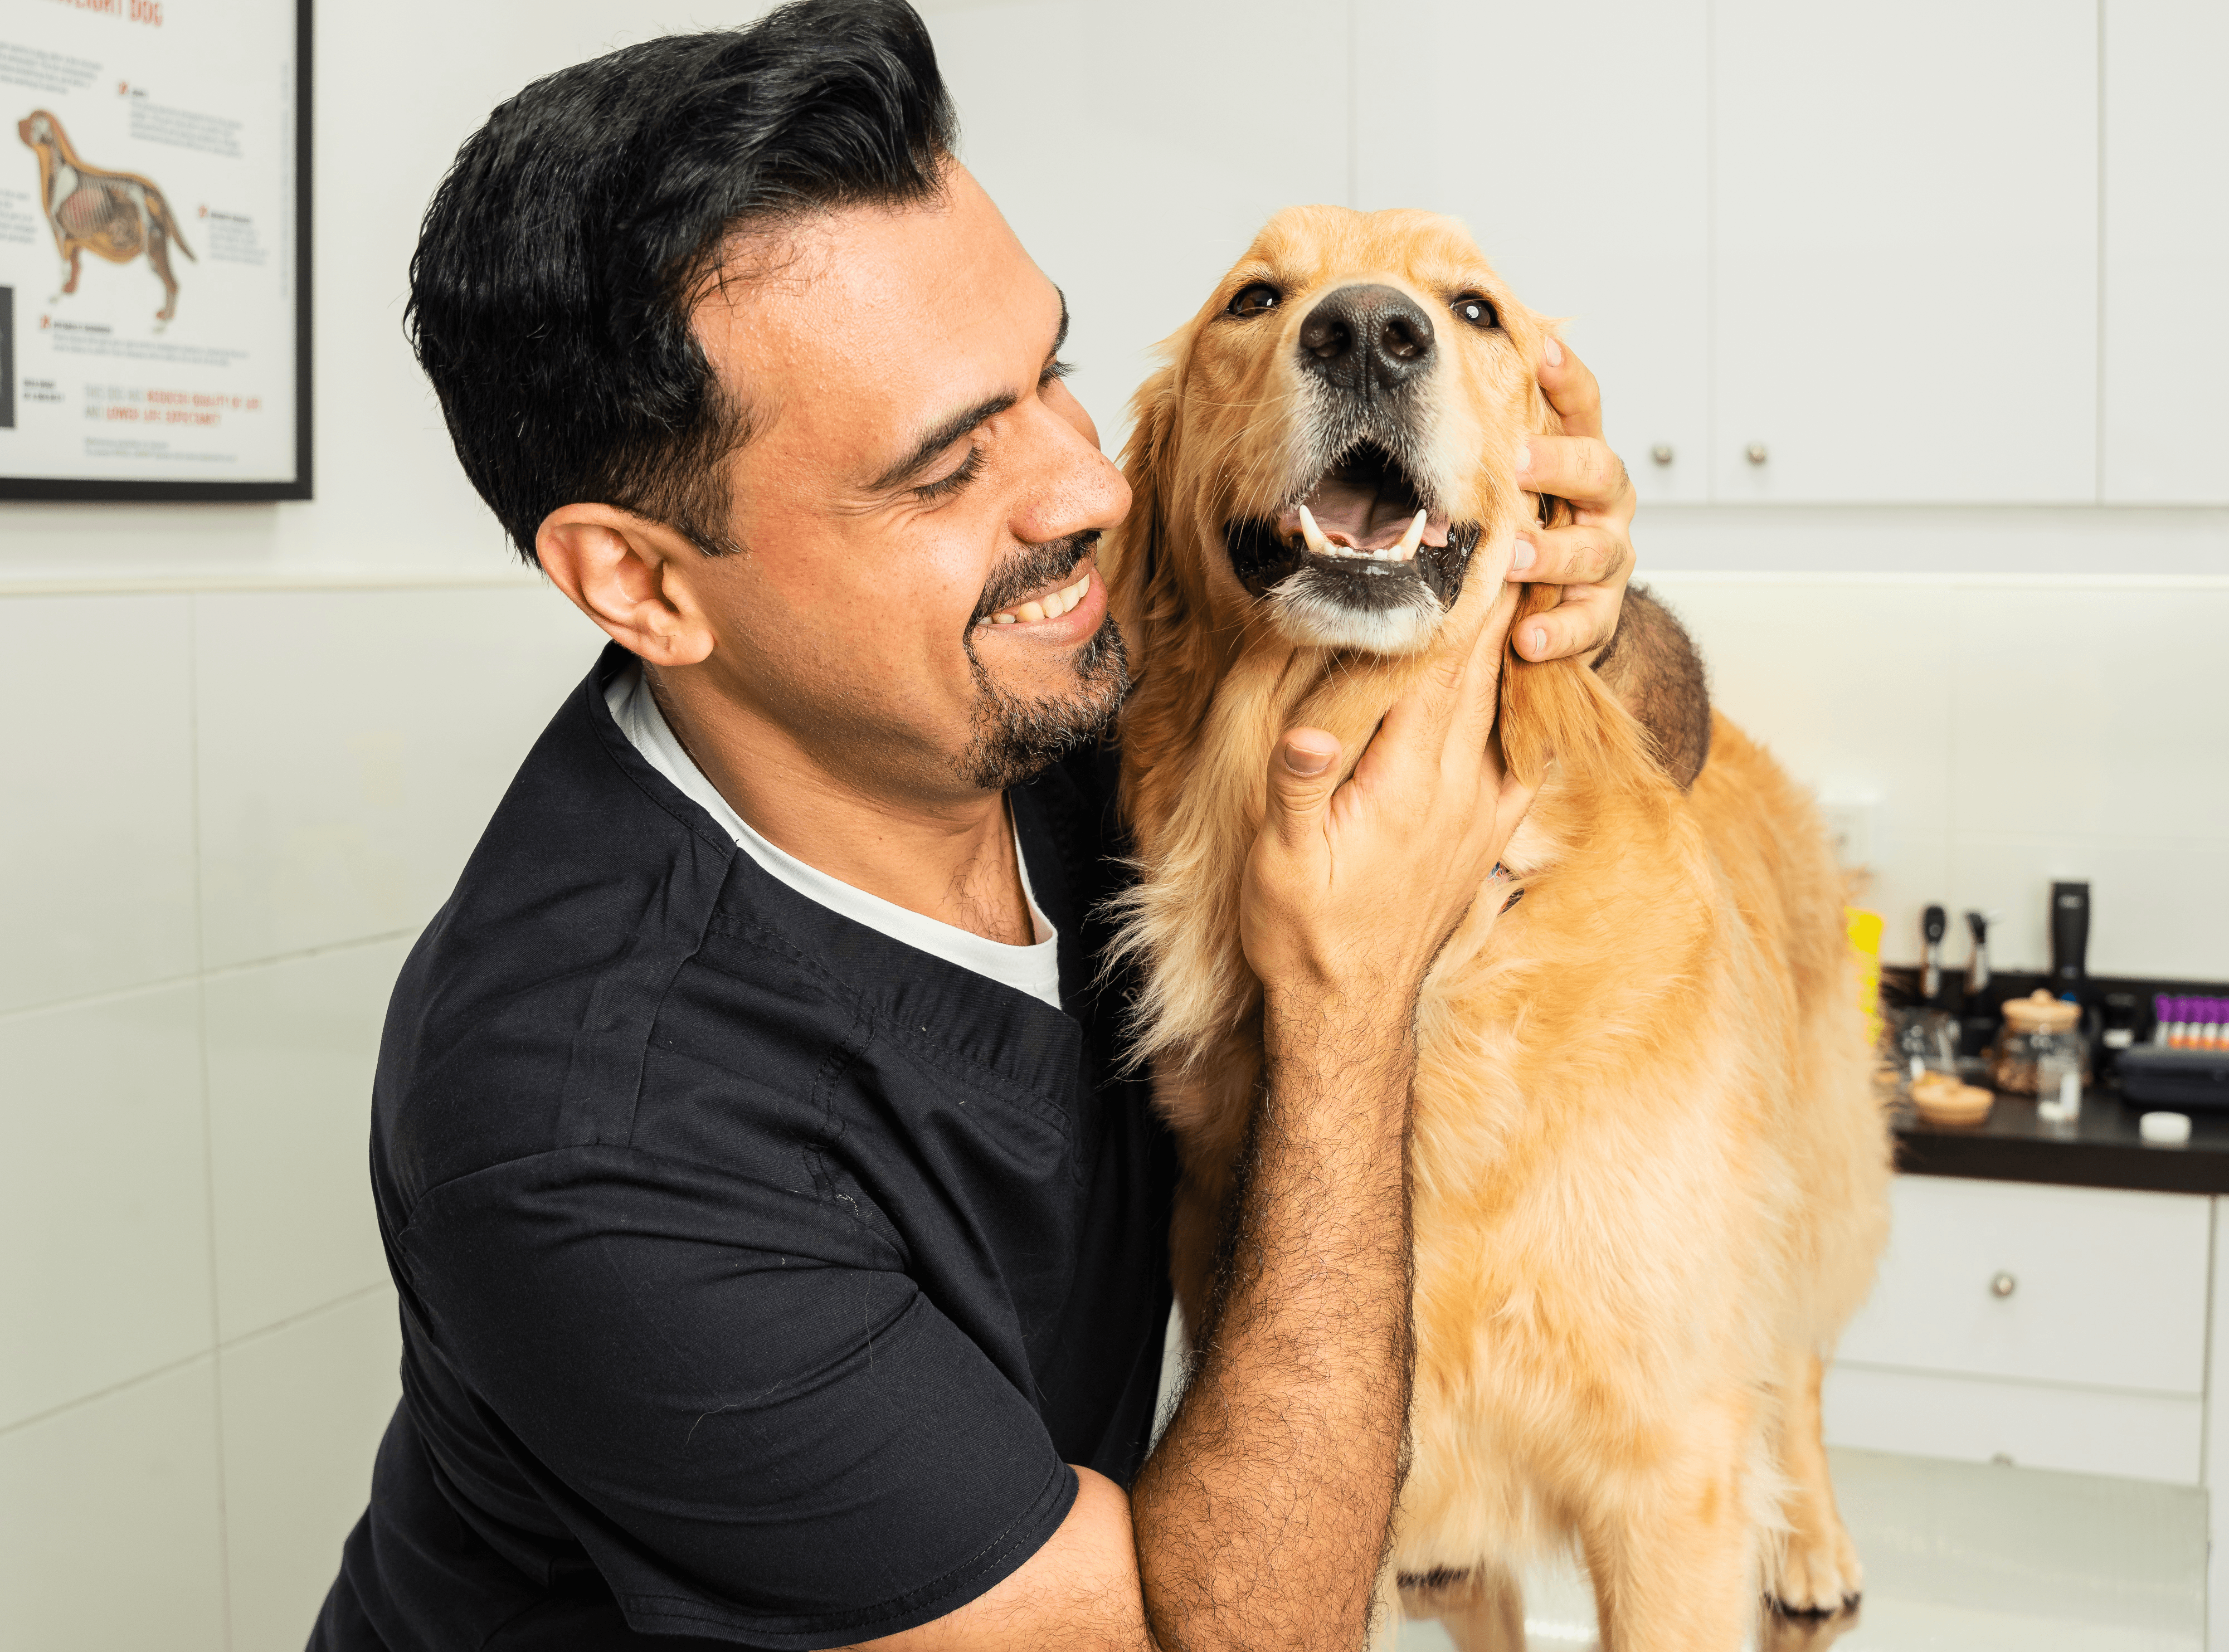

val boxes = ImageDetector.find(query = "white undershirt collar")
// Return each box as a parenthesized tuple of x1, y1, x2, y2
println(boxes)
(605, 661, 1064, 1010)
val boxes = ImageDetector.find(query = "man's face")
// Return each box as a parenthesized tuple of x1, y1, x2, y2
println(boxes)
(683, 164, 1131, 801)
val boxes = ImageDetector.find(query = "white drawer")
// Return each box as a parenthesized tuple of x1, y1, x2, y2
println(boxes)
(1836, 1176, 2211, 1395)
(1823, 1362, 2203, 1486)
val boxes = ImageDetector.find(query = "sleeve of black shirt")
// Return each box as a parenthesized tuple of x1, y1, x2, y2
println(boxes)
(401, 1143, 1077, 1647)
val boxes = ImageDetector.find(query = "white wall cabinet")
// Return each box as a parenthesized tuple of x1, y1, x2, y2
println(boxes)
(1350, 0, 1712, 506)
(927, 0, 1352, 453)
(2101, 0, 2229, 504)
(1711, 0, 2100, 504)
(939, 0, 2213, 514)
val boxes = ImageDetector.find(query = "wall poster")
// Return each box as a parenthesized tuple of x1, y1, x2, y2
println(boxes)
(1, 0, 309, 500)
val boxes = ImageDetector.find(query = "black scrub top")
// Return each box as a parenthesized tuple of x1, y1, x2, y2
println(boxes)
(313, 645, 1175, 1651)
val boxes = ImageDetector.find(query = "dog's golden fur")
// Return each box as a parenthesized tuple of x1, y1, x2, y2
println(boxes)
(1104, 205, 1891, 1648)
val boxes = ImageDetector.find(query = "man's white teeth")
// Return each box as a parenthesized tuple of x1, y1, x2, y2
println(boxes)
(987, 567, 1093, 627)
(1296, 505, 1430, 563)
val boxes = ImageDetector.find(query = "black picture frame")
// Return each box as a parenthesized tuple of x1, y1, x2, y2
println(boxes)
(0, 0, 312, 503)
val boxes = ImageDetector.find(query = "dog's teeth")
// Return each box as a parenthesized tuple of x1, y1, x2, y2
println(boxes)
(1298, 504, 1334, 557)
(1389, 509, 1428, 562)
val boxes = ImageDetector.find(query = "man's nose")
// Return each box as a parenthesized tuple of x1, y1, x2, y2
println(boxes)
(1297, 284, 1436, 395)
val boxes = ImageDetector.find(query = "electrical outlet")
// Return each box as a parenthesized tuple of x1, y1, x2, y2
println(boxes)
(1818, 792, 1882, 873)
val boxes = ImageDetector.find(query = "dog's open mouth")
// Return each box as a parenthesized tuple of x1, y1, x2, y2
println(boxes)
(1223, 441, 1483, 618)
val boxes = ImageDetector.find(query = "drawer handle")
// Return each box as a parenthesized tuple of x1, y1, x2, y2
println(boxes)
(1990, 1271, 2017, 1299)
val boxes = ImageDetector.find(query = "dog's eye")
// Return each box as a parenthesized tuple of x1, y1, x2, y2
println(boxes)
(1451, 293, 1498, 329)
(1228, 283, 1282, 319)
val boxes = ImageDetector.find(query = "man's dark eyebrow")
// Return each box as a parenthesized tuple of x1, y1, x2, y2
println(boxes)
(869, 392, 1017, 494)
(867, 291, 1070, 494)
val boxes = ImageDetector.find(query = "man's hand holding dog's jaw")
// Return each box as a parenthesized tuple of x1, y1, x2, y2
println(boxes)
(1512, 338, 1639, 666)
(1241, 538, 1534, 1034)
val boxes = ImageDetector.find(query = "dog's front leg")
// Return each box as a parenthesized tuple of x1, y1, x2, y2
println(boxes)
(1580, 1397, 1761, 1652)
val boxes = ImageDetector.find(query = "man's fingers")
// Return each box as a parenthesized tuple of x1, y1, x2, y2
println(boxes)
(1536, 337, 1603, 440)
(1513, 523, 1630, 588)
(1512, 586, 1622, 662)
(1517, 433, 1629, 508)
(1262, 728, 1343, 849)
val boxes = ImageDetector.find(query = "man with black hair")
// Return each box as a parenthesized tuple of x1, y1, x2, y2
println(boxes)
(313, 3, 1639, 1648)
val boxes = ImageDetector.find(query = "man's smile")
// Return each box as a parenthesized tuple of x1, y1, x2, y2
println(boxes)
(976, 555, 1103, 634)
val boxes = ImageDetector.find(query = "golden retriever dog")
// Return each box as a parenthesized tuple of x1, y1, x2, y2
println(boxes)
(1103, 206, 1892, 1650)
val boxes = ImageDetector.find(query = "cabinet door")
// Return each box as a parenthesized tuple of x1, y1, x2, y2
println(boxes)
(2102, 0, 2229, 504)
(1837, 1176, 2211, 1396)
(1352, 0, 1711, 505)
(927, 0, 1351, 452)
(1712, 1, 2098, 503)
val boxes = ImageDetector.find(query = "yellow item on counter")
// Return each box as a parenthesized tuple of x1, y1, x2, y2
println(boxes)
(1846, 907, 1884, 1048)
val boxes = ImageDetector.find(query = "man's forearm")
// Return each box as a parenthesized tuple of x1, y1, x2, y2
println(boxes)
(1131, 997, 1417, 1652)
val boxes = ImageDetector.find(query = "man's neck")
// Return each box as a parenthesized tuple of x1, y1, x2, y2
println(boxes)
(644, 663, 1036, 947)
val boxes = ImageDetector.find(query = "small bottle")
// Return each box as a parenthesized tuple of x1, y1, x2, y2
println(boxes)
(2155, 994, 2173, 1047)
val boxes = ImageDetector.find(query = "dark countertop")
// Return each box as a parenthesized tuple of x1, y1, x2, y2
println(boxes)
(1897, 1087, 2229, 1197)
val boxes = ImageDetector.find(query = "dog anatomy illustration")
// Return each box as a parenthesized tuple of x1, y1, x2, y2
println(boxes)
(17, 109, 196, 324)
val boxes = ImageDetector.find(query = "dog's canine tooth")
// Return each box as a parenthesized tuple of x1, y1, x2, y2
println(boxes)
(1298, 504, 1334, 557)
(1388, 509, 1428, 562)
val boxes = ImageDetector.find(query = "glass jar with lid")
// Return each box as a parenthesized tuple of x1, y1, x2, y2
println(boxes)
(1992, 988, 2086, 1094)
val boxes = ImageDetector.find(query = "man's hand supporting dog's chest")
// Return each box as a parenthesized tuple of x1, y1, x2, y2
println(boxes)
(868, 544, 1532, 1652)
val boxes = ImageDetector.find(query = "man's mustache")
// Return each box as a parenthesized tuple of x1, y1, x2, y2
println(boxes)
(971, 530, 1101, 625)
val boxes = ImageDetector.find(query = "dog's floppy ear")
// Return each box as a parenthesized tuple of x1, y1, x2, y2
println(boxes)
(1103, 361, 1180, 661)
(1107, 352, 1234, 835)
(1495, 356, 1657, 792)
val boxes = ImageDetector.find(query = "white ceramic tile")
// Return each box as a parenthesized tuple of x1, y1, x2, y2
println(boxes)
(205, 938, 410, 1342)
(0, 594, 198, 1014)
(1950, 834, 2229, 981)
(1950, 584, 2229, 842)
(1646, 577, 1958, 825)
(0, 1358, 228, 1652)
(0, 985, 213, 1430)
(193, 586, 598, 968)
(221, 1288, 401, 1652)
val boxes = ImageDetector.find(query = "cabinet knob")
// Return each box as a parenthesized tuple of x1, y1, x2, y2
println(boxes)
(1651, 444, 1675, 466)
(1990, 1271, 2017, 1298)
(1745, 442, 1769, 466)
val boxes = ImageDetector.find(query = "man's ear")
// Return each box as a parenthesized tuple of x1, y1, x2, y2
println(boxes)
(535, 504, 716, 667)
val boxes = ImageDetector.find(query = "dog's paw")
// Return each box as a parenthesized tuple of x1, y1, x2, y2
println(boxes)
(1769, 1524, 1862, 1616)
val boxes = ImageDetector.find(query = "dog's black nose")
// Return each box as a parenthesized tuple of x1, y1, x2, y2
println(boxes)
(1297, 284, 1435, 394)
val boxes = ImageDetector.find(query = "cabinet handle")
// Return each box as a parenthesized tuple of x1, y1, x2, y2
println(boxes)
(1745, 442, 1769, 466)
(1651, 444, 1675, 466)
(1990, 1271, 2017, 1298)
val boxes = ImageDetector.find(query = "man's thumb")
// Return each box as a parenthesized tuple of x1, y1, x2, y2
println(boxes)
(1264, 728, 1342, 842)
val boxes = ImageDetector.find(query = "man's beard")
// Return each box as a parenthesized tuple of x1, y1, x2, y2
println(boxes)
(957, 530, 1131, 791)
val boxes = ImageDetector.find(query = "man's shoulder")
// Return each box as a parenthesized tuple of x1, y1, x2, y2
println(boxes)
(371, 647, 749, 1212)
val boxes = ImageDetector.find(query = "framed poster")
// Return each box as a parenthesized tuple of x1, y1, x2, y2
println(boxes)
(1, 0, 310, 500)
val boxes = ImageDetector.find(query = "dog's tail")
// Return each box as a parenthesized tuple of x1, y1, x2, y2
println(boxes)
(148, 189, 196, 262)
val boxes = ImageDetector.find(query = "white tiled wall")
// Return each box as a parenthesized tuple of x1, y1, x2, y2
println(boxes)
(1651, 574, 2229, 973)
(3, 4, 2226, 1651)
(0, 585, 594, 1652)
